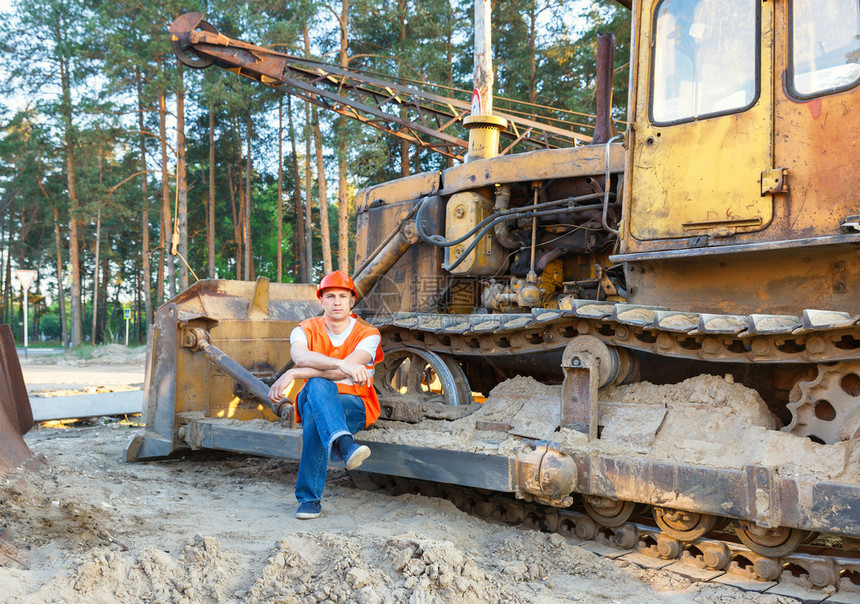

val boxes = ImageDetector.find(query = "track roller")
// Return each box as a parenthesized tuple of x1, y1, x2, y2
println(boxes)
(697, 541, 731, 570)
(655, 534, 682, 559)
(583, 496, 636, 528)
(653, 507, 718, 542)
(735, 522, 811, 558)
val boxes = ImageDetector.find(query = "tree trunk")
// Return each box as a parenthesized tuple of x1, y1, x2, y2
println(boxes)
(287, 95, 308, 281)
(51, 205, 68, 348)
(91, 147, 104, 345)
(134, 255, 141, 342)
(399, 0, 410, 177)
(96, 256, 109, 343)
(0, 213, 4, 325)
(208, 100, 216, 279)
(277, 98, 284, 282)
(90, 204, 101, 344)
(2, 215, 9, 324)
(157, 61, 171, 302)
(244, 115, 254, 280)
(60, 48, 83, 347)
(304, 102, 314, 281)
(227, 164, 242, 280)
(528, 1, 537, 105)
(303, 26, 317, 280)
(312, 107, 333, 274)
(337, 0, 351, 271)
(238, 173, 247, 280)
(176, 61, 189, 290)
(136, 72, 152, 337)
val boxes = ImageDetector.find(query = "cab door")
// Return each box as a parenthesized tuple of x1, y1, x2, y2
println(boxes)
(628, 0, 774, 241)
(773, 0, 860, 238)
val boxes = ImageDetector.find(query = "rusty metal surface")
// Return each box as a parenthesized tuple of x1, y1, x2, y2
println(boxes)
(357, 199, 445, 315)
(353, 221, 419, 302)
(440, 145, 624, 195)
(620, 244, 860, 316)
(514, 441, 577, 507)
(445, 191, 508, 275)
(354, 171, 440, 214)
(163, 409, 860, 538)
(626, 1, 775, 243)
(592, 33, 618, 145)
(770, 4, 860, 242)
(561, 352, 598, 439)
(0, 324, 35, 473)
(576, 454, 860, 536)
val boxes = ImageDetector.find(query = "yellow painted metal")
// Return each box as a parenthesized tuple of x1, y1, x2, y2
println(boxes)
(441, 145, 624, 196)
(445, 190, 508, 276)
(355, 171, 441, 213)
(540, 259, 564, 308)
(146, 280, 319, 427)
(463, 114, 508, 161)
(628, 0, 775, 241)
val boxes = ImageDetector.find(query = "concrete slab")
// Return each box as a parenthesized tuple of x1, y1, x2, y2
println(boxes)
(30, 390, 143, 421)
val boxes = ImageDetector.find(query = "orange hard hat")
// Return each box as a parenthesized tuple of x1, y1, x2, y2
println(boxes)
(317, 270, 357, 298)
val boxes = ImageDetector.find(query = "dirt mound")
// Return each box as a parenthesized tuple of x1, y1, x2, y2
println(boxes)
(72, 536, 240, 602)
(0, 465, 116, 552)
(244, 528, 639, 604)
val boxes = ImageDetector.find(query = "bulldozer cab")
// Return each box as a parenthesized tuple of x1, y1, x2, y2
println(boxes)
(626, 0, 860, 245)
(618, 0, 860, 315)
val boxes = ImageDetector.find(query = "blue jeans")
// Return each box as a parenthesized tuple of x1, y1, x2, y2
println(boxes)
(294, 377, 367, 504)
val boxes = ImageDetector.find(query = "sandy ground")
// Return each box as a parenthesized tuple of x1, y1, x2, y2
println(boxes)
(1, 351, 804, 603)
(19, 345, 146, 397)
(2, 423, 804, 604)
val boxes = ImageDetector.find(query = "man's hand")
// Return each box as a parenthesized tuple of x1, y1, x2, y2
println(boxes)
(268, 369, 296, 404)
(337, 359, 371, 386)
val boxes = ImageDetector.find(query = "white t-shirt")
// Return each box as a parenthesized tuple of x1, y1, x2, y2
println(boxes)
(290, 317, 380, 385)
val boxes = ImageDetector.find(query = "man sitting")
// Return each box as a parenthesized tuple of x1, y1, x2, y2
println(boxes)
(268, 270, 384, 519)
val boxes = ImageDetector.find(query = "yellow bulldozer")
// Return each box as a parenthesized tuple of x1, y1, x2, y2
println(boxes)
(118, 0, 860, 588)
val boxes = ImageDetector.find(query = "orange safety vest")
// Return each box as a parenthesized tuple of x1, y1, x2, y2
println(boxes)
(292, 315, 384, 428)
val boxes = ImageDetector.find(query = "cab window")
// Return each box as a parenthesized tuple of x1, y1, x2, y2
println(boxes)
(791, 0, 860, 97)
(651, 0, 758, 124)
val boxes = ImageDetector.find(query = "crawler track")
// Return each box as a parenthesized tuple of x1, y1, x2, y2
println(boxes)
(368, 474, 860, 602)
(372, 302, 860, 366)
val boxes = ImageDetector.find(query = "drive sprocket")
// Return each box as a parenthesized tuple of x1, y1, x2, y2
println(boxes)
(784, 361, 860, 444)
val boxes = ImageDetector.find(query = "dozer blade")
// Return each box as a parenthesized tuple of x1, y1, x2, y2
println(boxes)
(126, 278, 320, 461)
(0, 324, 37, 475)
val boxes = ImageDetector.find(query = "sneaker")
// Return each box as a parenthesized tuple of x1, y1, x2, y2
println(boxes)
(296, 501, 321, 519)
(345, 443, 371, 471)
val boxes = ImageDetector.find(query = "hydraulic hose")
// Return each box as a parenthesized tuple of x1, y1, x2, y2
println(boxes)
(443, 203, 611, 272)
(415, 191, 608, 249)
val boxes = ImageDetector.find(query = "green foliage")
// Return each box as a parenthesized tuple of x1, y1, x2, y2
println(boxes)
(0, 0, 631, 344)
